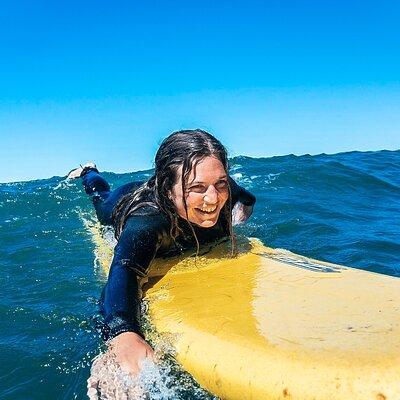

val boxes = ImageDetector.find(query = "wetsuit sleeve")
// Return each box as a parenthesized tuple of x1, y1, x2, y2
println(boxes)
(100, 212, 167, 340)
(229, 176, 256, 207)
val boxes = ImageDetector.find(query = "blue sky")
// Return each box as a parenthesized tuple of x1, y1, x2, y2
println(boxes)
(1, 0, 399, 182)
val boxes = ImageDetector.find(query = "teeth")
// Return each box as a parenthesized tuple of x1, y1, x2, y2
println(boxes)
(199, 206, 217, 213)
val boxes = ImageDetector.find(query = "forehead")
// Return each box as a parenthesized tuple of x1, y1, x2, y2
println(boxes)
(187, 156, 226, 182)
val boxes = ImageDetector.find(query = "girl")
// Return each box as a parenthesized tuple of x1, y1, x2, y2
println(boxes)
(68, 129, 256, 375)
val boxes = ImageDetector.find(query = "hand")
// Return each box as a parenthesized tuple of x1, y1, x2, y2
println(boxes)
(108, 331, 155, 376)
(87, 332, 155, 399)
(232, 202, 254, 225)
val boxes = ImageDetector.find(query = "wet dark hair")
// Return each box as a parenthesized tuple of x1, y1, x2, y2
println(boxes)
(112, 129, 235, 253)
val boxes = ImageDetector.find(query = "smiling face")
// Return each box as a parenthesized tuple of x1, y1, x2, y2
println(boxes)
(170, 156, 230, 228)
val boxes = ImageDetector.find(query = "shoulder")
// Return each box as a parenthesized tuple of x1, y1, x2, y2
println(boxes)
(229, 176, 256, 206)
(113, 207, 172, 274)
(119, 206, 170, 241)
(116, 206, 172, 256)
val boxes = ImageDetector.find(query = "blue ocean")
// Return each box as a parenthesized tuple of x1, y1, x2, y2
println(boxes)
(1, 150, 399, 399)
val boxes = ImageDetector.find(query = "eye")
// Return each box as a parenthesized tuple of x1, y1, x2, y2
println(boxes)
(215, 180, 228, 190)
(188, 184, 207, 193)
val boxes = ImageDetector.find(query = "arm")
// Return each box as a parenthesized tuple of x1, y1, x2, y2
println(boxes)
(229, 176, 256, 225)
(101, 212, 166, 339)
(100, 211, 169, 375)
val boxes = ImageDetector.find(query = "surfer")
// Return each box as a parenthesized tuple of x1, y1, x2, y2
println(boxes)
(68, 129, 256, 376)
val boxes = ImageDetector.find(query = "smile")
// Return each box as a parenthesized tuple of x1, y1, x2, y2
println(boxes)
(197, 206, 217, 214)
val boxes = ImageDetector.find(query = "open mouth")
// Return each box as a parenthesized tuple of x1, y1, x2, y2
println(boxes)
(196, 206, 218, 215)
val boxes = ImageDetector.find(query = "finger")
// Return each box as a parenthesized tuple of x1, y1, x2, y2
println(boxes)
(87, 376, 100, 400)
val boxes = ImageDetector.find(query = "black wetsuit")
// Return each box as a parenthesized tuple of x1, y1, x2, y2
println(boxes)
(82, 170, 256, 340)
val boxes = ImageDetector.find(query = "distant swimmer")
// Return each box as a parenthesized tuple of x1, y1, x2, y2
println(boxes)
(67, 129, 256, 379)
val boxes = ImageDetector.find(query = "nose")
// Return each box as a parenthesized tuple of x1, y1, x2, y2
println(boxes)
(204, 185, 218, 204)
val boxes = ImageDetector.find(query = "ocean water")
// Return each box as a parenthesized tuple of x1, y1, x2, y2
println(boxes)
(1, 150, 399, 399)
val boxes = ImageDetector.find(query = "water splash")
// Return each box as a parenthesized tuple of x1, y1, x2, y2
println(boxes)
(87, 349, 217, 400)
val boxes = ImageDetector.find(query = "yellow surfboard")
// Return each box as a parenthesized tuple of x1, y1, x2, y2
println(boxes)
(87, 220, 400, 400)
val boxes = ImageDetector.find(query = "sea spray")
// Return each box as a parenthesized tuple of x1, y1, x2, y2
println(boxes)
(87, 342, 217, 400)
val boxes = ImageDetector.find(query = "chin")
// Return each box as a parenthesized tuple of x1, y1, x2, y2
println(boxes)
(190, 217, 218, 228)
(198, 219, 217, 228)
